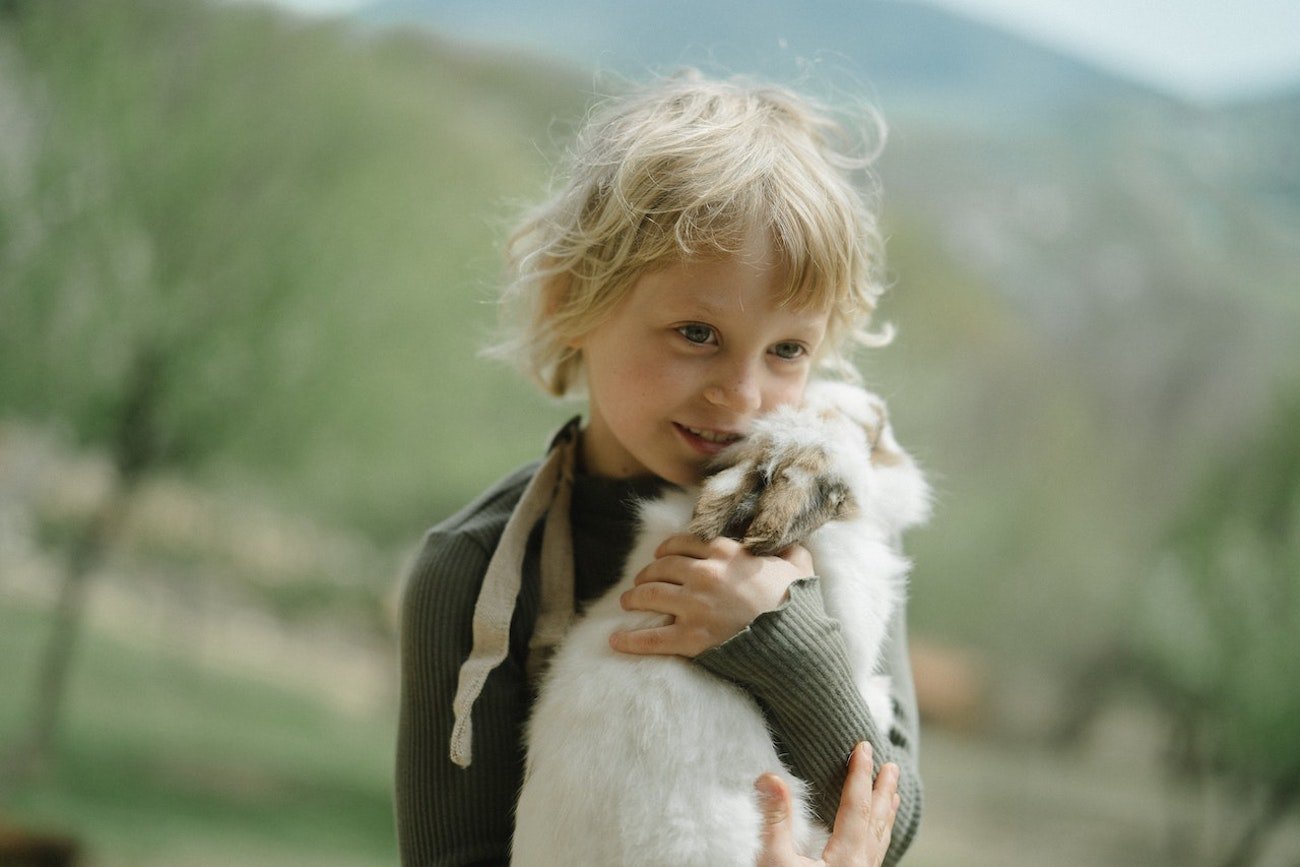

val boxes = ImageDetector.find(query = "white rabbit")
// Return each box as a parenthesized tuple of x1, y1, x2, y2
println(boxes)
(513, 381, 931, 866)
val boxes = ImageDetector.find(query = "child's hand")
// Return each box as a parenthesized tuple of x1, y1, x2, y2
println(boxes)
(756, 743, 900, 867)
(609, 534, 813, 657)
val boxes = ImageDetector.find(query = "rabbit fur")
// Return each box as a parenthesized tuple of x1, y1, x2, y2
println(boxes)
(512, 381, 931, 866)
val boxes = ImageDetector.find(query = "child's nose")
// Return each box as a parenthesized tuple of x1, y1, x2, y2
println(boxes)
(703, 363, 763, 414)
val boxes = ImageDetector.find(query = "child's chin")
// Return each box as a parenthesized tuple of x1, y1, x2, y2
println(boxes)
(653, 463, 706, 489)
(682, 468, 713, 488)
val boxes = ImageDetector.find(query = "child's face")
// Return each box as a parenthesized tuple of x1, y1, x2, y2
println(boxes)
(575, 228, 829, 486)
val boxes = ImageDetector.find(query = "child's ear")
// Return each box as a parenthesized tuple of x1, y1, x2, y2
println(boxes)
(541, 274, 583, 349)
(541, 272, 568, 319)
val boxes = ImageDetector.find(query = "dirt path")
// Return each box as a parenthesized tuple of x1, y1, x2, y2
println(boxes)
(909, 723, 1300, 867)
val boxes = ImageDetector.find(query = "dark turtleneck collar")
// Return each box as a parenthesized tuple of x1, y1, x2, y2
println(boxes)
(569, 470, 672, 603)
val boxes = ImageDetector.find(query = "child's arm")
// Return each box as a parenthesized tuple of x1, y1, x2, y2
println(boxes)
(395, 526, 528, 867)
(614, 554, 922, 866)
(696, 580, 922, 866)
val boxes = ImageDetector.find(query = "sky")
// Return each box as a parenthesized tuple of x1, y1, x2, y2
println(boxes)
(249, 0, 1300, 101)
(924, 0, 1300, 100)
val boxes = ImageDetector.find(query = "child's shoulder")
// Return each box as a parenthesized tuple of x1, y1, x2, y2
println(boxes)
(425, 459, 542, 554)
(399, 460, 543, 620)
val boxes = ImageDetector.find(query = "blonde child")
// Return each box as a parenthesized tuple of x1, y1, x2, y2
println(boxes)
(396, 71, 918, 866)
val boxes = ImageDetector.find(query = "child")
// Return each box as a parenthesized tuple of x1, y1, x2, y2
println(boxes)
(395, 71, 919, 866)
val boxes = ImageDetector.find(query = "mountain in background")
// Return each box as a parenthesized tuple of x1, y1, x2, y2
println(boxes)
(358, 0, 1300, 242)
(5, 0, 1296, 662)
(358, 0, 1170, 122)
(355, 0, 1300, 360)
(354, 0, 1300, 648)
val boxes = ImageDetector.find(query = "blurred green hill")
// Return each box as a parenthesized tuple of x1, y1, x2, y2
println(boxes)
(357, 0, 1300, 672)
(361, 0, 1171, 116)
(4, 0, 1299, 671)
(0, 0, 589, 544)
(2, 0, 1299, 863)
(358, 5, 1300, 671)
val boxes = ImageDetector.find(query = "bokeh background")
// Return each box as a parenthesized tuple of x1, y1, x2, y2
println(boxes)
(2, 1, 1298, 865)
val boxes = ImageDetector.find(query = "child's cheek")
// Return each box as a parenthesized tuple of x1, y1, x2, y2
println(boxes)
(774, 372, 813, 410)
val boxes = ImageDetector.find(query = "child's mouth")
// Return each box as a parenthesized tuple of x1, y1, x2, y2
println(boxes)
(674, 423, 742, 454)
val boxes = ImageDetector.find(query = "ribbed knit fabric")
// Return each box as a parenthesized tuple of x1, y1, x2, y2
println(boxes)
(395, 460, 922, 866)
(696, 579, 922, 866)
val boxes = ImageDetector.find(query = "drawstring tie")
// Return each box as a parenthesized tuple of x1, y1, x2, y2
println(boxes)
(448, 418, 580, 768)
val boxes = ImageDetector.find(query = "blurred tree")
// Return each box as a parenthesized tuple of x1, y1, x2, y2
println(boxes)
(0, 0, 582, 792)
(1135, 390, 1300, 867)
(0, 0, 368, 788)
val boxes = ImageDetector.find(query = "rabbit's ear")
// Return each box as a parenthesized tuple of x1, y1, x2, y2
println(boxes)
(861, 395, 887, 449)
(854, 394, 907, 469)
(806, 381, 906, 467)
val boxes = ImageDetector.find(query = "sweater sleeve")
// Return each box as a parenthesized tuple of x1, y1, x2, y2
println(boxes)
(395, 528, 528, 867)
(694, 577, 922, 866)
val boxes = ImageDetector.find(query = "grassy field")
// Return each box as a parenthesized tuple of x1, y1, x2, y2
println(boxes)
(0, 597, 398, 867)
(6, 588, 1300, 867)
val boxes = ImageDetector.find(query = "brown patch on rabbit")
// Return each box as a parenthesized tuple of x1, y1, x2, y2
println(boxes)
(689, 434, 858, 557)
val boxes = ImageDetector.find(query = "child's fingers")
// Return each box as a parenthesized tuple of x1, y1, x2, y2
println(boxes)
(776, 543, 814, 575)
(823, 744, 898, 862)
(869, 763, 900, 851)
(609, 615, 723, 658)
(653, 533, 737, 561)
(608, 624, 682, 656)
(823, 742, 874, 857)
(633, 553, 693, 586)
(619, 581, 687, 616)
(754, 773, 799, 867)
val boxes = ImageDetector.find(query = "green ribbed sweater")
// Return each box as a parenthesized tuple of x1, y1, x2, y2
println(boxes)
(395, 460, 922, 866)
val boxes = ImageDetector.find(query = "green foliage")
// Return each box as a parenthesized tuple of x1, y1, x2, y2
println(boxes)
(1137, 390, 1300, 849)
(2, 0, 1297, 670)
(0, 0, 585, 540)
(3, 0, 333, 465)
(3, 1, 1298, 861)
(867, 219, 1145, 662)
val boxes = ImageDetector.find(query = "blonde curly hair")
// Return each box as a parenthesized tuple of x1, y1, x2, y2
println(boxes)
(491, 70, 891, 397)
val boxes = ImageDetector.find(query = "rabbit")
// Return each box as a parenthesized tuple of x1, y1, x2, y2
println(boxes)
(512, 381, 931, 866)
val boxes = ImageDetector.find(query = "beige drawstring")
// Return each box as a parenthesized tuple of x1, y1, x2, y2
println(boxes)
(448, 418, 579, 768)
(526, 442, 576, 683)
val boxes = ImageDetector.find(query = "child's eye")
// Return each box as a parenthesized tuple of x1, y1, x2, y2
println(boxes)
(770, 342, 806, 360)
(677, 324, 717, 345)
